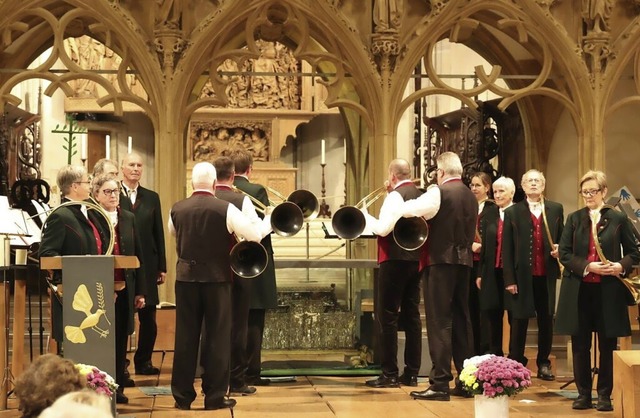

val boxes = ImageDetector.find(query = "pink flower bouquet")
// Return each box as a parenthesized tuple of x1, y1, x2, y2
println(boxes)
(460, 355, 532, 398)
(75, 363, 118, 397)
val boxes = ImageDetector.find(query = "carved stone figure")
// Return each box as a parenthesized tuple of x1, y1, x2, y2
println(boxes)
(246, 130, 268, 162)
(582, 0, 614, 33)
(155, 0, 183, 29)
(251, 44, 279, 107)
(373, 0, 403, 32)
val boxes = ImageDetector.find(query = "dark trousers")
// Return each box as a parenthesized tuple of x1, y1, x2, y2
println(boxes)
(171, 281, 231, 409)
(572, 282, 617, 398)
(246, 308, 266, 381)
(424, 264, 473, 390)
(484, 268, 507, 356)
(115, 288, 129, 392)
(230, 277, 253, 388)
(469, 261, 489, 355)
(509, 276, 553, 367)
(376, 260, 422, 377)
(134, 303, 157, 368)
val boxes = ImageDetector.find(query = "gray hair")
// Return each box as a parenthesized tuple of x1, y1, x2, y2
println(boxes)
(436, 152, 463, 176)
(192, 162, 216, 189)
(521, 169, 546, 186)
(493, 176, 516, 196)
(91, 174, 119, 198)
(57, 165, 86, 196)
(92, 159, 119, 177)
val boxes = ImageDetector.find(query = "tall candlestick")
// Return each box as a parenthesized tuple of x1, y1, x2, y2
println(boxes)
(321, 139, 326, 165)
(127, 136, 132, 154)
(80, 134, 88, 161)
(343, 138, 346, 164)
(105, 134, 111, 159)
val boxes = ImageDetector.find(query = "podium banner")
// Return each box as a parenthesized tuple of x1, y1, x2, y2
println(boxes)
(61, 256, 115, 379)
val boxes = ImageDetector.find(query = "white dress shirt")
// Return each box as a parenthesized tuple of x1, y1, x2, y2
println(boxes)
(399, 177, 463, 220)
(364, 180, 411, 237)
(527, 199, 542, 218)
(168, 189, 262, 242)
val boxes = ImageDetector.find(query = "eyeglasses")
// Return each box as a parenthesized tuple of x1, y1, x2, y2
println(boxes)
(580, 189, 601, 197)
(101, 189, 119, 196)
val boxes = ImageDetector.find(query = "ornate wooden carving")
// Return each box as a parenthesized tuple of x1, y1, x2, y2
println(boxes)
(190, 119, 271, 162)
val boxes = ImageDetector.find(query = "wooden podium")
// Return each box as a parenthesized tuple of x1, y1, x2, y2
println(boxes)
(38, 255, 139, 393)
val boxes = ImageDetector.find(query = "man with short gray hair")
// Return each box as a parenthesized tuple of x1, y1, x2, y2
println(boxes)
(170, 162, 262, 411)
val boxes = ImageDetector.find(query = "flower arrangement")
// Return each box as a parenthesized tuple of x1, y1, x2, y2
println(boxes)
(460, 354, 532, 398)
(75, 363, 118, 397)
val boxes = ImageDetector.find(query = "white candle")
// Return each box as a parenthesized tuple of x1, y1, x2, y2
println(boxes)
(321, 139, 326, 165)
(127, 136, 132, 154)
(80, 134, 87, 160)
(105, 134, 111, 159)
(343, 138, 346, 164)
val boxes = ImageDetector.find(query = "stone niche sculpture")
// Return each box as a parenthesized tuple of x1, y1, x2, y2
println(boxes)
(200, 40, 300, 110)
(190, 120, 270, 162)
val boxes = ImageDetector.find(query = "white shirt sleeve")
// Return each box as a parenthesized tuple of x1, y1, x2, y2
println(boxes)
(366, 191, 404, 237)
(401, 185, 441, 219)
(168, 210, 176, 236)
(226, 203, 262, 242)
(241, 196, 272, 239)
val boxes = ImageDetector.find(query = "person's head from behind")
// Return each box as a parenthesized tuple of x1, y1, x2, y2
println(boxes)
(38, 390, 113, 418)
(192, 162, 216, 191)
(213, 156, 235, 184)
(225, 148, 253, 175)
(14, 354, 85, 418)
(387, 159, 411, 188)
(57, 165, 90, 201)
(435, 152, 463, 185)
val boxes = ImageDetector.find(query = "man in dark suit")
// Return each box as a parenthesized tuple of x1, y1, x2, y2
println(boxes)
(502, 169, 563, 381)
(362, 159, 423, 388)
(119, 152, 167, 376)
(212, 156, 271, 395)
(228, 148, 278, 386)
(169, 162, 262, 410)
(400, 152, 478, 402)
(39, 165, 101, 347)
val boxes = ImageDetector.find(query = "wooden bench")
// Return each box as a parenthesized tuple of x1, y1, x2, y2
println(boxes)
(613, 351, 640, 417)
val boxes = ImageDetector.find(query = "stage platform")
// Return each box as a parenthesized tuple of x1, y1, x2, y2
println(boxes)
(0, 349, 619, 417)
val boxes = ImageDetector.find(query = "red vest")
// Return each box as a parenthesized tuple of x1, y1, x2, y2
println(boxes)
(495, 218, 504, 268)
(531, 213, 546, 276)
(584, 226, 601, 283)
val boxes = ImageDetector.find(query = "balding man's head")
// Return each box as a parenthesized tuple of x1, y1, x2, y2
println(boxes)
(389, 159, 411, 181)
(121, 153, 143, 186)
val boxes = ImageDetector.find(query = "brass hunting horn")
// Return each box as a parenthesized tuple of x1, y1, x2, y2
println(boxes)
(591, 205, 640, 305)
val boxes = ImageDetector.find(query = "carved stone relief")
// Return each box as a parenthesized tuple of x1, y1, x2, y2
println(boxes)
(63, 36, 148, 100)
(201, 40, 300, 109)
(190, 120, 270, 162)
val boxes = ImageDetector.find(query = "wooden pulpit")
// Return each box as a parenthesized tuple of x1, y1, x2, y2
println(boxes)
(39, 255, 139, 390)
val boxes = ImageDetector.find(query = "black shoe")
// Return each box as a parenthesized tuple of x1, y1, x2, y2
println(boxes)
(536, 364, 555, 381)
(410, 387, 450, 401)
(124, 377, 136, 387)
(229, 385, 257, 396)
(572, 395, 592, 410)
(450, 385, 473, 398)
(205, 398, 237, 410)
(247, 377, 271, 386)
(116, 392, 129, 404)
(398, 374, 418, 387)
(136, 363, 160, 375)
(365, 375, 399, 388)
(596, 395, 613, 411)
(174, 402, 191, 410)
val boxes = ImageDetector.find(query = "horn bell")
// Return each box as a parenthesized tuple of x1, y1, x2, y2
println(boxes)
(288, 189, 319, 220)
(271, 202, 304, 237)
(230, 241, 268, 279)
(331, 206, 366, 240)
(393, 217, 429, 251)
